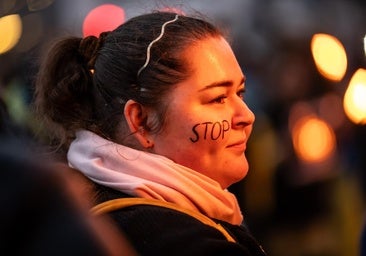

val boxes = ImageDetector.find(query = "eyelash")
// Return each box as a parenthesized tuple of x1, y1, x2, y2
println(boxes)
(210, 88, 246, 104)
(211, 95, 227, 104)
(237, 88, 246, 99)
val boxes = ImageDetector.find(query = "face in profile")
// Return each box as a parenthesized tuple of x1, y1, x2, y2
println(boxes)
(151, 36, 255, 189)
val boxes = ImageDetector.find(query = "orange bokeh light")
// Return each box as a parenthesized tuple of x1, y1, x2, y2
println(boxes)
(343, 68, 366, 124)
(292, 115, 336, 163)
(311, 33, 347, 82)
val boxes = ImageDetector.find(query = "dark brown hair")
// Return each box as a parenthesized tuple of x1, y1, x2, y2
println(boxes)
(34, 11, 223, 152)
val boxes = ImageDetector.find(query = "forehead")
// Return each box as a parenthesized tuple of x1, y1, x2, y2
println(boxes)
(181, 36, 244, 88)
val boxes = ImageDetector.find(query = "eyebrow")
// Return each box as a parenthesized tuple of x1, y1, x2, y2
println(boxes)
(199, 77, 246, 92)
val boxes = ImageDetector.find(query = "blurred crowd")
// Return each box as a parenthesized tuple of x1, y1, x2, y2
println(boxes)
(1, 0, 366, 255)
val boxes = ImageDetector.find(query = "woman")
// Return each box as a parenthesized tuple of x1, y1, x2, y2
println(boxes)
(34, 11, 266, 255)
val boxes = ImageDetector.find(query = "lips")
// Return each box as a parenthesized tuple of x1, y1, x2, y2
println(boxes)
(226, 140, 246, 151)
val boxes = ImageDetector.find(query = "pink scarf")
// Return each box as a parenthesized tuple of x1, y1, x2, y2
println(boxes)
(67, 130, 243, 225)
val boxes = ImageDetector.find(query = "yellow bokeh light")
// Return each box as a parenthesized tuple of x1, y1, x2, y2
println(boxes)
(311, 33, 347, 81)
(292, 115, 336, 163)
(343, 68, 366, 124)
(0, 14, 22, 55)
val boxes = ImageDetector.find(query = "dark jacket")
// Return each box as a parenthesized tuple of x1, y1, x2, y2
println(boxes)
(93, 183, 267, 256)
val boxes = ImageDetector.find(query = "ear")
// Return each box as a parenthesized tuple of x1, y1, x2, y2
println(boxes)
(124, 99, 153, 148)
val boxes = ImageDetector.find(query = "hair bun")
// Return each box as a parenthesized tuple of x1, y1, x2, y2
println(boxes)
(79, 32, 109, 69)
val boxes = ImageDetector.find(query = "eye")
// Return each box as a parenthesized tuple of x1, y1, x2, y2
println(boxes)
(210, 95, 227, 104)
(237, 88, 246, 100)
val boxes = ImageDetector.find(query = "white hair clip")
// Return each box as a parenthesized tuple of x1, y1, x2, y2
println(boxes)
(137, 14, 179, 76)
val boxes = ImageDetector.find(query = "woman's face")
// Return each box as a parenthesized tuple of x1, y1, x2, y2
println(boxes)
(151, 36, 255, 189)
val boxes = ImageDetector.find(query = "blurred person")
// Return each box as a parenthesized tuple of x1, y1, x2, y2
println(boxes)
(34, 11, 266, 255)
(1, 99, 136, 255)
(0, 135, 137, 255)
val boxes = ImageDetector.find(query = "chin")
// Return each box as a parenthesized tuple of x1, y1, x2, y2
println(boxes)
(227, 163, 249, 186)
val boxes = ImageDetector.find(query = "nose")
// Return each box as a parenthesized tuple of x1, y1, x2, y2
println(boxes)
(231, 99, 255, 129)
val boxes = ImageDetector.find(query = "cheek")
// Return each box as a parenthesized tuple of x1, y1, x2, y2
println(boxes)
(189, 119, 230, 143)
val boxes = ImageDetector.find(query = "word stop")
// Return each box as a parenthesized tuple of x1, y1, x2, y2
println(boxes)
(190, 120, 230, 142)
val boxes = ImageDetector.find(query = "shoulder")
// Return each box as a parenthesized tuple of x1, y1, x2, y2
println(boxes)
(95, 198, 267, 256)
(52, 163, 97, 208)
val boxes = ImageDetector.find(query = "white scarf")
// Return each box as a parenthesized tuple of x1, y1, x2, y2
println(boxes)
(67, 130, 243, 225)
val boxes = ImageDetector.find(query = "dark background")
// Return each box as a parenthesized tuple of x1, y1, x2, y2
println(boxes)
(1, 0, 366, 255)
